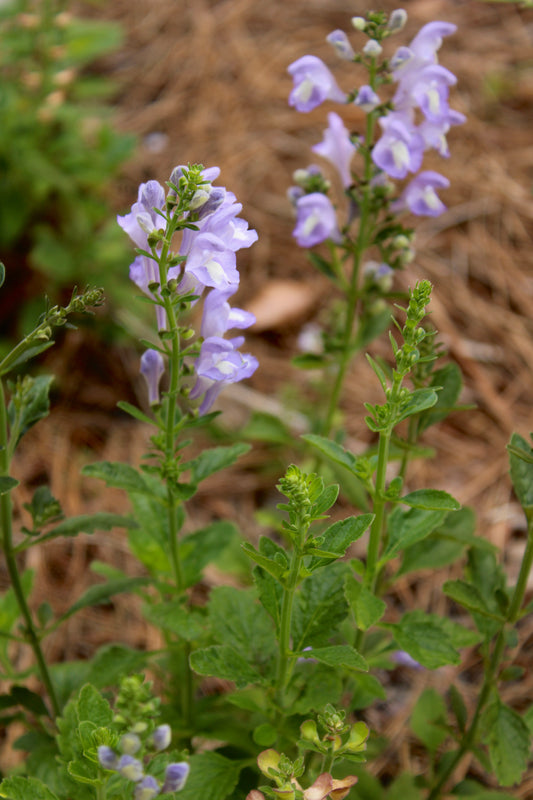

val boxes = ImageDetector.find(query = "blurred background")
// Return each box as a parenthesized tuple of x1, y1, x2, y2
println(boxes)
(1, 0, 533, 787)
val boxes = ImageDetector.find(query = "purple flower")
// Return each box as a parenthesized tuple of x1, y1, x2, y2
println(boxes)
(117, 754, 145, 782)
(372, 113, 424, 179)
(183, 232, 239, 289)
(140, 349, 165, 405)
(293, 193, 340, 247)
(134, 776, 160, 800)
(118, 180, 166, 250)
(120, 732, 142, 755)
(161, 762, 190, 793)
(326, 29, 355, 61)
(392, 170, 450, 217)
(311, 112, 356, 188)
(201, 288, 255, 341)
(354, 85, 380, 113)
(392, 650, 423, 669)
(409, 21, 457, 62)
(151, 723, 171, 752)
(288, 55, 347, 112)
(98, 745, 118, 771)
(190, 337, 258, 415)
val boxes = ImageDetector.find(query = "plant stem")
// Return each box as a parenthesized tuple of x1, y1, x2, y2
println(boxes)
(364, 429, 391, 592)
(427, 520, 533, 799)
(0, 379, 60, 718)
(275, 525, 305, 708)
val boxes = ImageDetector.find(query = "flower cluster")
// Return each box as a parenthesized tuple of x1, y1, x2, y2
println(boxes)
(97, 725, 189, 799)
(286, 10, 464, 249)
(247, 749, 358, 800)
(118, 165, 258, 413)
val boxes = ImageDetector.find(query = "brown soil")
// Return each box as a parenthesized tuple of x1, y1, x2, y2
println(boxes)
(2, 0, 533, 794)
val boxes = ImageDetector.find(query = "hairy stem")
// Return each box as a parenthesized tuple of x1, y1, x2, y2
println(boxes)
(0, 379, 60, 718)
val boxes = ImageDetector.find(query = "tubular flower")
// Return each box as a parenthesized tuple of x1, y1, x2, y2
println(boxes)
(311, 112, 357, 188)
(391, 170, 450, 217)
(293, 193, 341, 247)
(288, 55, 347, 112)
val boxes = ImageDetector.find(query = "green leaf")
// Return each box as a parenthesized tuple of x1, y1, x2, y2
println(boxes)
(242, 541, 287, 581)
(396, 388, 438, 423)
(386, 773, 423, 800)
(85, 645, 148, 689)
(292, 562, 350, 650)
(399, 507, 482, 575)
(116, 400, 157, 426)
(77, 684, 113, 727)
(308, 250, 337, 280)
(382, 506, 448, 562)
(253, 567, 283, 633)
(209, 586, 277, 668)
(66, 759, 99, 786)
(128, 486, 171, 574)
(37, 513, 137, 544)
(182, 521, 239, 588)
(186, 443, 250, 484)
(418, 362, 463, 433)
(410, 688, 448, 752)
(388, 611, 461, 669)
(449, 684, 467, 733)
(58, 577, 150, 622)
(302, 434, 358, 474)
(311, 483, 339, 517)
(242, 411, 293, 445)
(0, 776, 60, 800)
(508, 432, 533, 514)
(82, 461, 152, 494)
(292, 353, 327, 369)
(190, 645, 263, 688)
(0, 476, 18, 495)
(64, 20, 124, 63)
(400, 489, 460, 511)
(143, 601, 205, 641)
(443, 580, 505, 621)
(344, 575, 386, 631)
(482, 700, 531, 786)
(0, 686, 49, 718)
(0, 343, 55, 375)
(178, 752, 244, 800)
(307, 514, 374, 570)
(297, 645, 367, 671)
(8, 375, 54, 446)
(292, 665, 344, 714)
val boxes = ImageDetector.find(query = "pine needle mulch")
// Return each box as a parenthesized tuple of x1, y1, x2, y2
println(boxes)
(2, 0, 533, 792)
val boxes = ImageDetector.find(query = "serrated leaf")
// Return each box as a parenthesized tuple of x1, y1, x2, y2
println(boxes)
(0, 476, 18, 495)
(66, 759, 99, 786)
(37, 513, 137, 544)
(382, 506, 448, 562)
(397, 388, 438, 423)
(241, 542, 286, 581)
(253, 567, 282, 633)
(302, 434, 358, 473)
(483, 700, 531, 786)
(182, 521, 239, 587)
(344, 575, 386, 631)
(410, 688, 447, 752)
(8, 375, 54, 446)
(178, 752, 244, 800)
(418, 363, 463, 433)
(508, 432, 533, 514)
(292, 562, 350, 650)
(58, 577, 150, 622)
(77, 684, 113, 727)
(209, 587, 276, 669)
(190, 645, 263, 688)
(186, 443, 250, 485)
(297, 645, 367, 671)
(311, 483, 339, 517)
(82, 461, 152, 494)
(388, 611, 461, 669)
(307, 514, 374, 571)
(400, 489, 460, 511)
(443, 580, 505, 621)
(143, 602, 205, 641)
(0, 776, 60, 800)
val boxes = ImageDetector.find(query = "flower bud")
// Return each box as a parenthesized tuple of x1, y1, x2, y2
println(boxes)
(97, 745, 118, 771)
(134, 775, 160, 800)
(151, 724, 171, 751)
(117, 754, 144, 782)
(351, 16, 366, 31)
(354, 85, 380, 113)
(119, 732, 142, 755)
(363, 39, 383, 57)
(326, 30, 355, 60)
(388, 9, 408, 32)
(140, 349, 165, 406)
(300, 719, 321, 746)
(161, 762, 190, 793)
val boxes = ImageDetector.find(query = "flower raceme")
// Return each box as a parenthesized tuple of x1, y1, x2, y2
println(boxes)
(118, 165, 258, 414)
(286, 11, 464, 249)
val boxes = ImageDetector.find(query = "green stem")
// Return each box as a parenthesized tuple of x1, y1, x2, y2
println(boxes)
(275, 527, 305, 708)
(427, 520, 533, 799)
(0, 379, 60, 718)
(364, 429, 391, 592)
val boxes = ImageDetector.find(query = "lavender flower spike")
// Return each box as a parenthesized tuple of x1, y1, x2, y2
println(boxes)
(162, 762, 190, 793)
(140, 349, 165, 405)
(293, 193, 341, 248)
(288, 55, 346, 112)
(312, 112, 356, 188)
